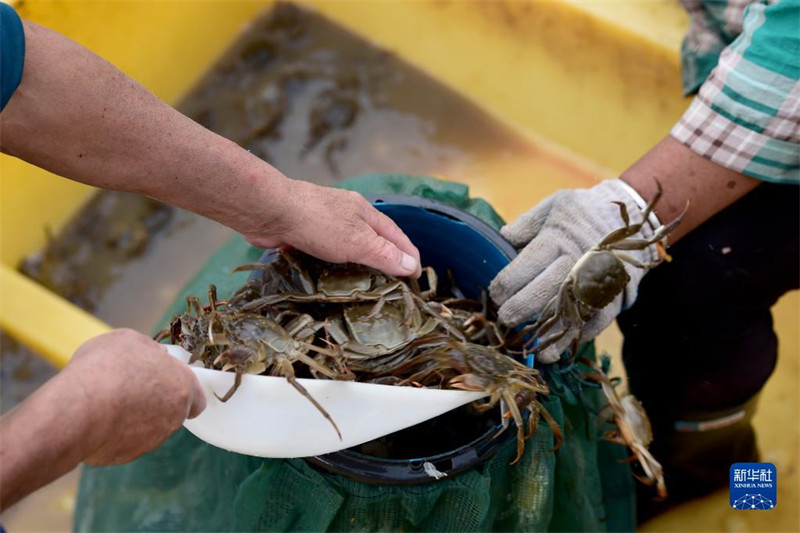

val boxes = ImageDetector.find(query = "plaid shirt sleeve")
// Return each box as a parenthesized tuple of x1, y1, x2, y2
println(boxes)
(671, 0, 800, 183)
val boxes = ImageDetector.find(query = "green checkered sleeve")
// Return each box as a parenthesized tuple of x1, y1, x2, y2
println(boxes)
(671, 0, 799, 183)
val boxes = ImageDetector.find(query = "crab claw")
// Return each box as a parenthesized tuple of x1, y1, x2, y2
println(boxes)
(448, 373, 486, 391)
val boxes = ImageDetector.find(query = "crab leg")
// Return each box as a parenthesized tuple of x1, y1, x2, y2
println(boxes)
(215, 371, 242, 403)
(502, 390, 527, 465)
(525, 280, 571, 352)
(285, 375, 342, 440)
(412, 294, 467, 341)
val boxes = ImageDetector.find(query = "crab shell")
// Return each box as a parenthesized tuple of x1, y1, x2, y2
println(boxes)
(571, 250, 630, 309)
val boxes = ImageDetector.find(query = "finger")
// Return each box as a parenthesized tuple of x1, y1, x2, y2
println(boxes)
(536, 295, 620, 364)
(172, 357, 207, 419)
(356, 232, 419, 278)
(186, 374, 207, 419)
(489, 234, 563, 306)
(496, 255, 573, 326)
(362, 200, 422, 277)
(582, 295, 622, 341)
(499, 193, 561, 247)
(536, 335, 573, 364)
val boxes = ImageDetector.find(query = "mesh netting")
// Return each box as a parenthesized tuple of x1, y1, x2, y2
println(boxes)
(75, 175, 635, 532)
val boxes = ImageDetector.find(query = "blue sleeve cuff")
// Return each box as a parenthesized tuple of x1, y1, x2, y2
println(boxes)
(1, 2, 25, 111)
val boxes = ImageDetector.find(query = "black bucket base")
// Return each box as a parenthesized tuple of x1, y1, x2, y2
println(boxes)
(307, 403, 512, 485)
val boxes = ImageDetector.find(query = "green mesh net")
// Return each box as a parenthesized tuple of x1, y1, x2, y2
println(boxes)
(75, 175, 635, 532)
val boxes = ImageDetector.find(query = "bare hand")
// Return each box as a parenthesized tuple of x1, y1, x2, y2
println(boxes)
(241, 180, 422, 278)
(0, 329, 206, 510)
(62, 329, 205, 465)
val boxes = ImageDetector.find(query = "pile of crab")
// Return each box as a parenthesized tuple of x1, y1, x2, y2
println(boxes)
(158, 244, 667, 497)
(157, 248, 556, 463)
(156, 181, 680, 495)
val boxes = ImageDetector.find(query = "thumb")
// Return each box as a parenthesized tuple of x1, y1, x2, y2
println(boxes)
(186, 374, 207, 419)
(358, 234, 419, 278)
(362, 204, 421, 277)
(582, 296, 622, 341)
(500, 192, 561, 247)
(535, 299, 619, 364)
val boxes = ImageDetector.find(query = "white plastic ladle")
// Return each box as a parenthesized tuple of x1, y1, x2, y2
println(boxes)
(165, 344, 488, 458)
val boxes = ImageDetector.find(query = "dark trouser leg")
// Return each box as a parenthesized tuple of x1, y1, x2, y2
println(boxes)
(616, 183, 799, 517)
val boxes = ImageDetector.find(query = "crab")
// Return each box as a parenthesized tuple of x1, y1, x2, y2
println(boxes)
(156, 283, 347, 438)
(208, 311, 346, 439)
(154, 292, 217, 364)
(321, 300, 439, 374)
(395, 339, 557, 464)
(584, 363, 667, 499)
(524, 182, 686, 357)
(238, 250, 418, 321)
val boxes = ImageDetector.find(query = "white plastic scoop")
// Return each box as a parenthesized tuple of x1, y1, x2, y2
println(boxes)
(165, 344, 488, 458)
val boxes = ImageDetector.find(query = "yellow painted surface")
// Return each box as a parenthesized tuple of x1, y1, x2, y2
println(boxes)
(303, 0, 689, 175)
(564, 0, 689, 51)
(0, 264, 110, 367)
(0, 158, 96, 269)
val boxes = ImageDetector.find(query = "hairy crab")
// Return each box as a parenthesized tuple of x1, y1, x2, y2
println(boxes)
(158, 248, 556, 460)
(159, 284, 346, 438)
(398, 339, 559, 463)
(522, 183, 687, 357)
(584, 361, 667, 499)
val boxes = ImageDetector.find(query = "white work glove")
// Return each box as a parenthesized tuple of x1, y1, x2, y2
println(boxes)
(489, 179, 663, 364)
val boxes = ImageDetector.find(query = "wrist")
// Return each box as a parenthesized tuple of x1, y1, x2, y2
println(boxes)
(206, 148, 295, 242)
(586, 180, 659, 300)
(233, 170, 297, 247)
(58, 354, 132, 459)
(0, 372, 91, 510)
(47, 368, 98, 457)
(594, 180, 659, 259)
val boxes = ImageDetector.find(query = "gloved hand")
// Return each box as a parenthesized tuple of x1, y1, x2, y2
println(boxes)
(490, 179, 664, 363)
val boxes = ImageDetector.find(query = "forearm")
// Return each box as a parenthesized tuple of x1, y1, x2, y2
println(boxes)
(620, 136, 760, 243)
(0, 20, 290, 236)
(0, 372, 90, 511)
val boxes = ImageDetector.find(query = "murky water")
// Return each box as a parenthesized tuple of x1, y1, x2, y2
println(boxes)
(1, 3, 597, 529)
(180, 3, 551, 184)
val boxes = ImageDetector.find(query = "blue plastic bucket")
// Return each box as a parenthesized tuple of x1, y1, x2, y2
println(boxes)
(368, 195, 517, 299)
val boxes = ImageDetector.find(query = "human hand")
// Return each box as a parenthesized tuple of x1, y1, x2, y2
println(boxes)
(61, 329, 206, 465)
(490, 180, 668, 363)
(241, 179, 422, 278)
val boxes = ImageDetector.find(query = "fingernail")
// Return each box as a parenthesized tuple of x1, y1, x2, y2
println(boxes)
(401, 252, 418, 273)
